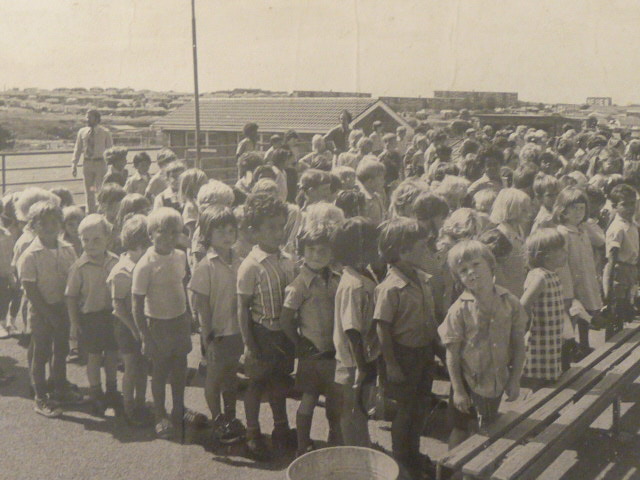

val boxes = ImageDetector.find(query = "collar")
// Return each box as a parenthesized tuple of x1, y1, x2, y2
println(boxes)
(385, 265, 431, 289)
(298, 264, 340, 288)
(250, 245, 285, 263)
(206, 247, 238, 264)
(29, 236, 71, 252)
(558, 223, 580, 234)
(76, 251, 118, 267)
(458, 285, 511, 302)
(117, 253, 136, 273)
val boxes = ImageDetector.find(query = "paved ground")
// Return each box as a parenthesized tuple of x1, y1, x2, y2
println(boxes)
(1, 330, 640, 480)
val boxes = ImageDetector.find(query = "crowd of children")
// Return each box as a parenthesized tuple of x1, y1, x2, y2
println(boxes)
(0, 114, 638, 480)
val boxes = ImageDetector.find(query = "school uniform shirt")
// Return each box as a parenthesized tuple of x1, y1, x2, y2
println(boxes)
(283, 265, 340, 353)
(145, 172, 168, 200)
(66, 252, 119, 314)
(557, 224, 603, 311)
(236, 245, 296, 331)
(124, 172, 150, 195)
(606, 213, 639, 265)
(358, 183, 386, 226)
(373, 265, 438, 348)
(106, 253, 136, 311)
(438, 286, 527, 398)
(334, 266, 380, 369)
(17, 237, 78, 305)
(132, 247, 187, 320)
(11, 229, 35, 271)
(189, 247, 242, 337)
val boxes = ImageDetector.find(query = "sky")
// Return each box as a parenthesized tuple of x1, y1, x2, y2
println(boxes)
(2, 0, 640, 104)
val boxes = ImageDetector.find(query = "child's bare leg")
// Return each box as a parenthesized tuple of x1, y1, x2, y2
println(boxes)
(169, 355, 187, 418)
(87, 353, 102, 388)
(204, 362, 223, 419)
(391, 398, 413, 466)
(151, 355, 172, 418)
(244, 380, 264, 436)
(268, 376, 290, 431)
(325, 385, 343, 445)
(296, 392, 318, 452)
(122, 353, 137, 414)
(340, 383, 371, 447)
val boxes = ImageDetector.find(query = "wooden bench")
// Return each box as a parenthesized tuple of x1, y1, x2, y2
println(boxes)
(436, 323, 640, 480)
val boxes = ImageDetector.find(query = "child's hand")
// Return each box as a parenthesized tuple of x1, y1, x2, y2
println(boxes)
(453, 390, 472, 414)
(386, 362, 406, 384)
(505, 379, 520, 402)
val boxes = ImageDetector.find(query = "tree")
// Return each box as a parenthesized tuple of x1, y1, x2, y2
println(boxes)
(0, 125, 15, 150)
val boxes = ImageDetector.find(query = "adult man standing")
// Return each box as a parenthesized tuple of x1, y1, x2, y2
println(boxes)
(324, 110, 352, 155)
(71, 109, 113, 213)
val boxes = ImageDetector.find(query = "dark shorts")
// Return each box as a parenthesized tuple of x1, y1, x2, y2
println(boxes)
(382, 343, 434, 403)
(145, 314, 192, 359)
(447, 382, 502, 431)
(243, 322, 294, 383)
(206, 334, 243, 391)
(114, 320, 142, 355)
(296, 356, 338, 396)
(79, 310, 118, 354)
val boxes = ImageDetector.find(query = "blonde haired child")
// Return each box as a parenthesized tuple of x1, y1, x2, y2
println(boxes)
(489, 188, 532, 297)
(434, 175, 470, 211)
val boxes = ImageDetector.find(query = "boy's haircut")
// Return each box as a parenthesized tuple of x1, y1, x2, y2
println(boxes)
(378, 217, 428, 264)
(461, 139, 480, 157)
(269, 134, 283, 146)
(251, 178, 279, 196)
(552, 186, 590, 224)
(435, 144, 452, 162)
(623, 161, 640, 189)
(473, 188, 498, 213)
(156, 148, 177, 167)
(311, 134, 326, 152)
(298, 169, 332, 192)
(525, 228, 565, 268)
(198, 205, 237, 249)
(478, 228, 513, 260)
(434, 175, 470, 209)
(519, 143, 541, 165)
(237, 151, 263, 177)
(609, 183, 637, 206)
(347, 129, 364, 148)
(533, 173, 560, 199)
(78, 213, 112, 237)
(284, 129, 299, 142)
(133, 151, 151, 168)
(297, 223, 334, 257)
(441, 208, 480, 241)
(165, 160, 187, 176)
(27, 200, 63, 228)
(540, 151, 562, 173)
(332, 166, 356, 184)
(178, 168, 208, 203)
(382, 133, 396, 144)
(334, 189, 366, 218)
(62, 205, 85, 223)
(585, 184, 606, 213)
(244, 192, 288, 230)
(50, 187, 74, 207)
(412, 192, 450, 222)
(15, 187, 60, 222)
(197, 179, 234, 208)
(557, 138, 574, 156)
(252, 165, 276, 183)
(147, 207, 183, 235)
(476, 145, 504, 168)
(243, 122, 258, 137)
(447, 239, 497, 280)
(459, 154, 483, 182)
(116, 193, 150, 227)
(329, 172, 342, 193)
(512, 162, 539, 190)
(389, 179, 426, 217)
(331, 216, 378, 267)
(271, 148, 291, 168)
(120, 214, 151, 251)
(356, 137, 374, 155)
(104, 146, 128, 165)
(303, 202, 345, 232)
(97, 183, 126, 206)
(602, 174, 624, 197)
(489, 188, 532, 224)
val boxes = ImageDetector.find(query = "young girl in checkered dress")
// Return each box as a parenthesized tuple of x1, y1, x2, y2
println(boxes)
(521, 228, 569, 384)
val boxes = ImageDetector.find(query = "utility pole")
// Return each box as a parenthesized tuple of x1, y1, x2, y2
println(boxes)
(191, 0, 201, 169)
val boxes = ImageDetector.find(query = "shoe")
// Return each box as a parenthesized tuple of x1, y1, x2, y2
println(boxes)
(155, 417, 174, 439)
(104, 390, 124, 410)
(271, 426, 297, 453)
(34, 397, 62, 418)
(219, 417, 246, 444)
(51, 387, 84, 405)
(87, 389, 106, 417)
(246, 434, 272, 462)
(67, 348, 81, 363)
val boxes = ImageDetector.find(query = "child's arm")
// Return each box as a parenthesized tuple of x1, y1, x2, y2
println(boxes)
(445, 342, 471, 413)
(22, 281, 54, 326)
(376, 320, 405, 383)
(603, 247, 619, 302)
(132, 294, 150, 343)
(345, 329, 368, 384)
(113, 297, 140, 342)
(65, 295, 81, 334)
(193, 292, 213, 343)
(280, 307, 300, 346)
(238, 293, 258, 356)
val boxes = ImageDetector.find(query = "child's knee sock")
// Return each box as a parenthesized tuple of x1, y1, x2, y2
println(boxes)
(135, 356, 147, 408)
(269, 394, 289, 430)
(170, 356, 187, 415)
(295, 412, 313, 451)
(244, 382, 263, 434)
(222, 390, 236, 419)
(577, 319, 590, 348)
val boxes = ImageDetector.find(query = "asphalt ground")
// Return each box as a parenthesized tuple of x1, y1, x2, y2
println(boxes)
(1, 329, 640, 480)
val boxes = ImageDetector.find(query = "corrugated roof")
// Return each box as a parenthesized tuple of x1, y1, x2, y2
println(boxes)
(154, 97, 380, 133)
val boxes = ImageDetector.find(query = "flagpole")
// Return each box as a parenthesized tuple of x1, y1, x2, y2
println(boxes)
(191, 0, 201, 169)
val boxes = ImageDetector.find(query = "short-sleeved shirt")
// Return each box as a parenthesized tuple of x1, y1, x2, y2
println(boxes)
(124, 172, 150, 195)
(283, 265, 340, 353)
(359, 184, 386, 226)
(106, 253, 136, 311)
(189, 248, 242, 337)
(236, 245, 296, 331)
(17, 237, 78, 305)
(374, 266, 438, 348)
(606, 214, 639, 265)
(65, 252, 119, 314)
(334, 266, 380, 368)
(438, 286, 527, 398)
(132, 247, 187, 320)
(12, 229, 35, 271)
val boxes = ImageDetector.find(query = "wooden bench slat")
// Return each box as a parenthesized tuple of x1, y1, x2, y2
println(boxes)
(437, 326, 640, 475)
(461, 332, 640, 478)
(490, 346, 640, 480)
